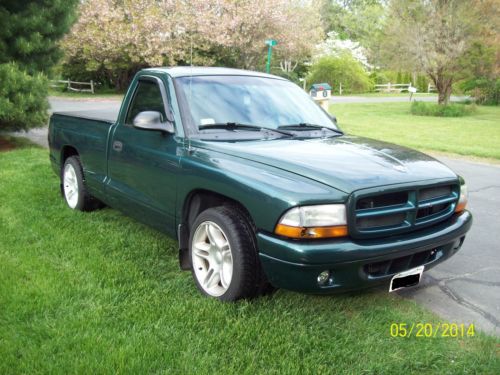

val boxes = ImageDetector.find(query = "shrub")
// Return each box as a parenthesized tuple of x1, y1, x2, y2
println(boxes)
(0, 63, 49, 132)
(416, 74, 429, 93)
(307, 55, 372, 94)
(369, 70, 390, 85)
(410, 101, 476, 117)
(459, 78, 499, 105)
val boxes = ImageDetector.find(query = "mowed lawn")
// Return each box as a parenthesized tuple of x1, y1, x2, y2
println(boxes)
(331, 103, 500, 160)
(1, 145, 499, 374)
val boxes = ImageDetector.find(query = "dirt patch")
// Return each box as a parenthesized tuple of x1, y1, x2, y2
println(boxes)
(0, 137, 16, 152)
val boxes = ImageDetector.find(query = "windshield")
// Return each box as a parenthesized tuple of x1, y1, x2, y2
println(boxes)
(176, 75, 337, 132)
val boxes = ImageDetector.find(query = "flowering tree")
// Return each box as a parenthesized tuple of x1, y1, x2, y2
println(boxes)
(62, 0, 323, 89)
(62, 0, 189, 89)
(314, 31, 370, 68)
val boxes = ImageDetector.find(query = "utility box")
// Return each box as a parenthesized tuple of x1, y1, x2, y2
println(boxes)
(310, 83, 332, 111)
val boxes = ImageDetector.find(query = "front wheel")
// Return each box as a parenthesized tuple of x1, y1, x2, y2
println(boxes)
(189, 206, 264, 301)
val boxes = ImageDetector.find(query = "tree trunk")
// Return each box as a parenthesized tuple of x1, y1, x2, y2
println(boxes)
(430, 72, 453, 105)
(437, 81, 452, 105)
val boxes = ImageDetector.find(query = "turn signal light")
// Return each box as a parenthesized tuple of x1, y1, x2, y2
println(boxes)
(455, 200, 467, 213)
(275, 224, 348, 239)
(455, 180, 468, 213)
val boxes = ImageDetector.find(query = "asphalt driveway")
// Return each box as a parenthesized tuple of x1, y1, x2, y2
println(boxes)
(11, 97, 500, 335)
(398, 156, 500, 335)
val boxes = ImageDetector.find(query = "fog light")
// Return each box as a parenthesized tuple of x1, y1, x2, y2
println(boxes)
(317, 270, 330, 286)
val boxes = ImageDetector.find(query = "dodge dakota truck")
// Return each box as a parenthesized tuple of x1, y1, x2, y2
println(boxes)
(48, 67, 472, 301)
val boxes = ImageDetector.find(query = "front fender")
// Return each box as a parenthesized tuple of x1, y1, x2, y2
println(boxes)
(177, 146, 347, 232)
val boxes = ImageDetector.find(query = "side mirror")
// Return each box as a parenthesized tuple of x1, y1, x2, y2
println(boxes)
(133, 111, 174, 133)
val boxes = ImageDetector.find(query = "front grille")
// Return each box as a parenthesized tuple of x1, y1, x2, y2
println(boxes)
(349, 182, 459, 239)
(364, 249, 439, 278)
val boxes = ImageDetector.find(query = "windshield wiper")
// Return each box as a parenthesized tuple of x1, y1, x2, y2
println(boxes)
(199, 122, 294, 137)
(278, 123, 344, 135)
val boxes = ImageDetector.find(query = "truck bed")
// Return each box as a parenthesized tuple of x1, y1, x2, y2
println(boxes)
(49, 109, 120, 200)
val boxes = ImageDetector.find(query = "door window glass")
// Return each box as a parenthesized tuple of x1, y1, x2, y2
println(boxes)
(126, 80, 166, 124)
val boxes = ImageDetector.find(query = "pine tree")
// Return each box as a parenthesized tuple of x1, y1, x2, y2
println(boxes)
(396, 71, 403, 84)
(0, 0, 78, 131)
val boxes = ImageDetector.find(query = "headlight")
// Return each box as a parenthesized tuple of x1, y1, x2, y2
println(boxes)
(275, 204, 348, 239)
(455, 177, 468, 213)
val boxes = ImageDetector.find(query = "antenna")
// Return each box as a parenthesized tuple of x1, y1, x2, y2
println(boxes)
(187, 6, 194, 153)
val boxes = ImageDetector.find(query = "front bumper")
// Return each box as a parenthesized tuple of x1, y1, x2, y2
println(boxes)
(257, 211, 472, 293)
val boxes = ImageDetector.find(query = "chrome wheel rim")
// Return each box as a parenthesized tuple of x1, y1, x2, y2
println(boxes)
(191, 221, 233, 297)
(63, 163, 79, 209)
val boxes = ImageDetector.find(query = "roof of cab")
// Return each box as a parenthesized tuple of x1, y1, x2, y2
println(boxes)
(142, 66, 286, 80)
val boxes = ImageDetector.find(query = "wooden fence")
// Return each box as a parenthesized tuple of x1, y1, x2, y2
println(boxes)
(374, 83, 413, 93)
(50, 79, 95, 94)
(375, 82, 437, 93)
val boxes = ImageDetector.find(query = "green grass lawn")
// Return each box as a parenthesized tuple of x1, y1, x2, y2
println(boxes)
(331, 103, 500, 159)
(1, 144, 499, 373)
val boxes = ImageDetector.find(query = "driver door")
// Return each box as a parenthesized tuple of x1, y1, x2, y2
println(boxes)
(106, 76, 181, 235)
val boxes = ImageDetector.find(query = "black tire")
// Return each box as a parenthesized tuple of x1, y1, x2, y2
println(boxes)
(189, 206, 266, 301)
(61, 156, 101, 211)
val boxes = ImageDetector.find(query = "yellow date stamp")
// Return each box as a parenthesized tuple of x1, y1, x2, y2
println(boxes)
(390, 322, 475, 338)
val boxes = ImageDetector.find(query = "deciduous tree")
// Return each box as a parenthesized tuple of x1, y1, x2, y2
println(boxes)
(381, 0, 490, 104)
(62, 0, 323, 89)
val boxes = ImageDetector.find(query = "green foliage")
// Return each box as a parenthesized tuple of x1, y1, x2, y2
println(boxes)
(369, 71, 389, 85)
(0, 0, 78, 74)
(457, 42, 499, 105)
(307, 55, 372, 94)
(0, 0, 78, 131)
(459, 78, 499, 105)
(416, 74, 429, 93)
(0, 63, 49, 131)
(318, 0, 384, 49)
(396, 71, 403, 84)
(410, 101, 476, 117)
(403, 72, 412, 84)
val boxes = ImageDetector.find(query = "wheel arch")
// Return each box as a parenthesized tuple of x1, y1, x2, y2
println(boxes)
(61, 145, 79, 166)
(178, 189, 256, 270)
(59, 146, 80, 195)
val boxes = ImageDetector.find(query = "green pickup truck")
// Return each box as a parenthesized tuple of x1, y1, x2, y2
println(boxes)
(48, 67, 472, 301)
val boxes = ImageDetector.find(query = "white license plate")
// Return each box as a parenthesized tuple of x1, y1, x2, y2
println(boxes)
(389, 265, 424, 292)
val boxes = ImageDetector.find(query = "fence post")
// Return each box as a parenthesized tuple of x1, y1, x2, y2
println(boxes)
(388, 82, 391, 92)
(339, 82, 342, 95)
(90, 80, 94, 94)
(428, 83, 431, 93)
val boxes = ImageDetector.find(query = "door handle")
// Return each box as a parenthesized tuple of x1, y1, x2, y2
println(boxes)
(113, 140, 123, 152)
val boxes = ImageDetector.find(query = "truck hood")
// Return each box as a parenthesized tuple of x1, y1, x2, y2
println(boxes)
(198, 135, 457, 193)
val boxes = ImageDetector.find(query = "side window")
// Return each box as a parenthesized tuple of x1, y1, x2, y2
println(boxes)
(125, 80, 167, 124)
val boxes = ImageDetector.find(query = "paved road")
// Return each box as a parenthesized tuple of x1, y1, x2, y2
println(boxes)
(49, 97, 122, 113)
(13, 97, 500, 335)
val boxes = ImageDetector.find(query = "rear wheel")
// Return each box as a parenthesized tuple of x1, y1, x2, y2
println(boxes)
(62, 156, 101, 211)
(189, 206, 265, 301)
